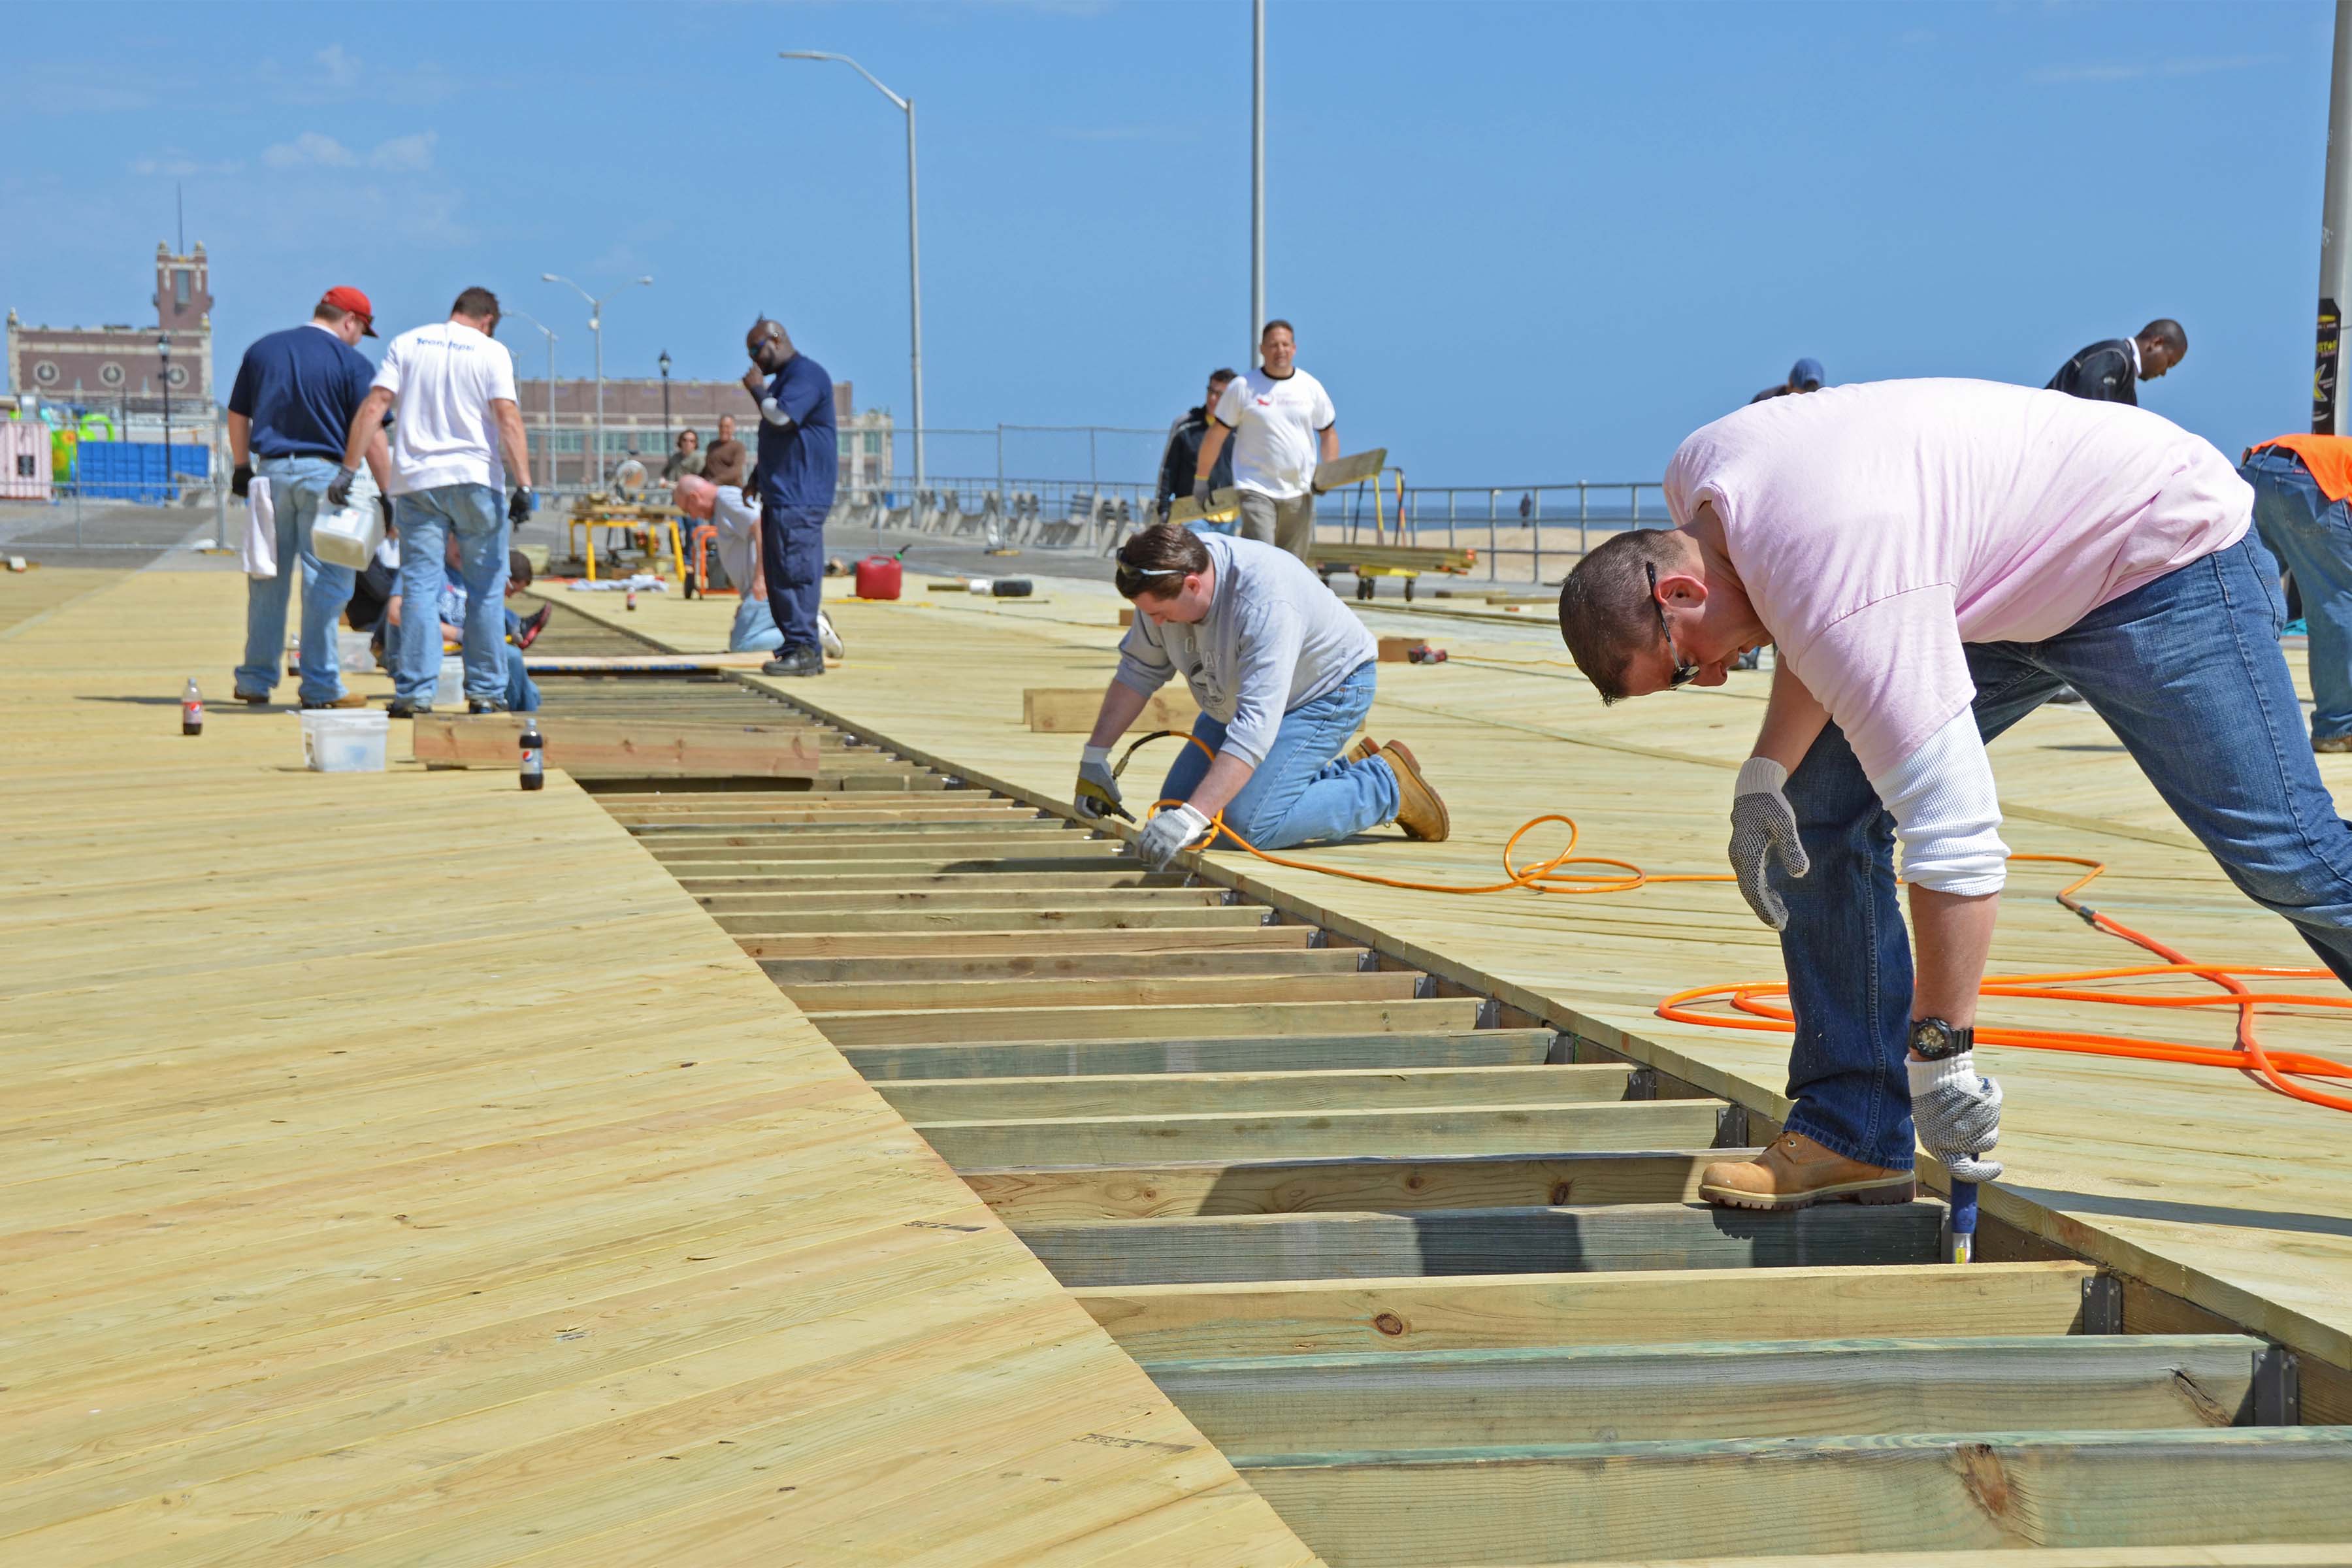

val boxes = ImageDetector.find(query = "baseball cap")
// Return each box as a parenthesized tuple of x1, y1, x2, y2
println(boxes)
(321, 286, 378, 336)
(1789, 357, 1824, 391)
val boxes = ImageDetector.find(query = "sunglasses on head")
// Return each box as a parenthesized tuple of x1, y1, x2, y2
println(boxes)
(1646, 562, 1699, 689)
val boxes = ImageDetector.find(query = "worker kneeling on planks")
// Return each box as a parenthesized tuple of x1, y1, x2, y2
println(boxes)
(1076, 522, 1448, 869)
(1557, 379, 2352, 1211)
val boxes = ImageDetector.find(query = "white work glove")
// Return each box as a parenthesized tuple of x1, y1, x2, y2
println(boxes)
(1073, 745, 1124, 821)
(1909, 1053, 2004, 1183)
(1728, 757, 1810, 930)
(1137, 802, 1212, 871)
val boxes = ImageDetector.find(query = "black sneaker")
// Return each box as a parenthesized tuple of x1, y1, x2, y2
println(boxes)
(387, 701, 433, 719)
(760, 647, 825, 678)
(514, 605, 553, 649)
(467, 698, 509, 715)
(234, 689, 271, 706)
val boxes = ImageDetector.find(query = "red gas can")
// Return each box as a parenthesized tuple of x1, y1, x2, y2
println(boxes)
(854, 555, 903, 600)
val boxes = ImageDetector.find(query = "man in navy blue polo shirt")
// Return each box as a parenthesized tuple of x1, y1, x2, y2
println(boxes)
(226, 286, 391, 708)
(740, 318, 838, 677)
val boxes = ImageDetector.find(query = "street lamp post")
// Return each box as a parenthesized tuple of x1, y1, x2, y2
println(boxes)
(779, 49, 924, 510)
(508, 310, 560, 489)
(541, 272, 652, 487)
(659, 350, 673, 459)
(157, 333, 172, 504)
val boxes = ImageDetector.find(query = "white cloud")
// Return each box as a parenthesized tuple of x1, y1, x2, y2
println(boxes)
(368, 132, 437, 173)
(263, 131, 358, 169)
(316, 44, 362, 88)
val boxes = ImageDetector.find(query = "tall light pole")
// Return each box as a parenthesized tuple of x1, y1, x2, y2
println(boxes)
(541, 272, 651, 487)
(508, 310, 560, 489)
(157, 333, 172, 502)
(2319, 0, 2352, 433)
(659, 349, 673, 458)
(779, 49, 924, 506)
(1250, 0, 1266, 360)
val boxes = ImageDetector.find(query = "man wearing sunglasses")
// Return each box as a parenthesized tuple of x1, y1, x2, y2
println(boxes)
(1556, 378, 2352, 1211)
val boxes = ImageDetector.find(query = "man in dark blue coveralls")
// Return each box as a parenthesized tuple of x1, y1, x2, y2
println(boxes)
(740, 318, 838, 677)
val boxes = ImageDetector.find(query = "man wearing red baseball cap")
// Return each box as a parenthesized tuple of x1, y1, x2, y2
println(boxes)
(226, 286, 391, 708)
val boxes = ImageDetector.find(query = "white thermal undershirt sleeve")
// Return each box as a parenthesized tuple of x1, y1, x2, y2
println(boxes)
(1867, 707, 2009, 896)
(758, 396, 795, 429)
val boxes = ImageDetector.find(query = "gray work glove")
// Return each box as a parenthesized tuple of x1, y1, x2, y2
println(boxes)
(1073, 744, 1125, 821)
(1136, 802, 1211, 871)
(1910, 1053, 2004, 1183)
(325, 465, 359, 508)
(1729, 757, 1810, 930)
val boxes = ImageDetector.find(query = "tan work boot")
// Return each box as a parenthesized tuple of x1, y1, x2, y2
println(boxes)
(1377, 740, 1450, 842)
(2317, 734, 2352, 755)
(1699, 1131, 1914, 1212)
(1345, 734, 1379, 764)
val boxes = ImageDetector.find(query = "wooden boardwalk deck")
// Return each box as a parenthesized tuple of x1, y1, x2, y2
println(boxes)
(0, 568, 1315, 1565)
(564, 568, 2352, 1391)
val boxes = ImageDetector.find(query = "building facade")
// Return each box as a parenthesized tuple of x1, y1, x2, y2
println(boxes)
(5, 243, 216, 415)
(511, 375, 892, 493)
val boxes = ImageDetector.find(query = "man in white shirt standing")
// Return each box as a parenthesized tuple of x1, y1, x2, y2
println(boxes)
(1193, 319, 1338, 559)
(333, 287, 536, 717)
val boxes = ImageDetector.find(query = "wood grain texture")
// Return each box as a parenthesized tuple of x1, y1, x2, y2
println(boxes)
(844, 1028, 1559, 1083)
(876, 1063, 1633, 1121)
(412, 713, 822, 776)
(0, 571, 1315, 1567)
(1024, 685, 1200, 733)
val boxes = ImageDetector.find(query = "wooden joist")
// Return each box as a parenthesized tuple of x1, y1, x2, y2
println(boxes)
(411, 714, 821, 777)
(875, 1063, 1634, 1122)
(1023, 685, 1201, 734)
(734, 925, 1323, 962)
(842, 1028, 1560, 1082)
(647, 837, 1117, 863)
(704, 888, 1228, 915)
(1016, 1202, 1945, 1286)
(811, 994, 1486, 1046)
(1145, 1334, 2276, 1450)
(910, 1098, 1725, 1167)
(1076, 1261, 2099, 1358)
(1233, 1428, 2352, 1565)
(715, 906, 1273, 935)
(679, 867, 1175, 893)
(757, 945, 1369, 985)
(777, 970, 1424, 1014)
(963, 1148, 1733, 1221)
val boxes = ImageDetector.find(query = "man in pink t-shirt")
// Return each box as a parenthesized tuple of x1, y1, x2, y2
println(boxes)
(1557, 380, 2352, 1211)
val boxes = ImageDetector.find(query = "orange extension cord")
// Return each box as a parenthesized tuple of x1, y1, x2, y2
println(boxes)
(1113, 731, 2352, 1116)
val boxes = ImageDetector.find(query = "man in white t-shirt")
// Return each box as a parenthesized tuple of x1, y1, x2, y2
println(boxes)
(1194, 319, 1338, 559)
(334, 286, 536, 717)
(1554, 380, 2352, 1211)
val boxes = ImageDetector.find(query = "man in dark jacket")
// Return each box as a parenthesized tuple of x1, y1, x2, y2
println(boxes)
(2046, 319, 2186, 404)
(1154, 368, 1238, 520)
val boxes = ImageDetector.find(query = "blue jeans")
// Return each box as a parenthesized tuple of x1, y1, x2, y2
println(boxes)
(760, 501, 826, 656)
(391, 483, 508, 706)
(1777, 534, 2352, 1171)
(2245, 446, 2352, 743)
(729, 595, 785, 653)
(500, 644, 540, 712)
(235, 456, 359, 704)
(1156, 661, 1400, 849)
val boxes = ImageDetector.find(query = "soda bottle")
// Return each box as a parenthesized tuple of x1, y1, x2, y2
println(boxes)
(182, 678, 204, 736)
(519, 719, 545, 791)
(625, 587, 638, 612)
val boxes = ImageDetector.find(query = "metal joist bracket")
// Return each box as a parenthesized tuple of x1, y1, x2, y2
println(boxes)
(2253, 1345, 2302, 1426)
(1413, 973, 1439, 1000)
(1624, 1066, 1658, 1101)
(1714, 1102, 1750, 1149)
(1475, 996, 1503, 1030)
(2080, 1275, 2123, 1335)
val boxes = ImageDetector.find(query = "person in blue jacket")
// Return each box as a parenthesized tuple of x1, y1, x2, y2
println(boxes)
(740, 318, 837, 677)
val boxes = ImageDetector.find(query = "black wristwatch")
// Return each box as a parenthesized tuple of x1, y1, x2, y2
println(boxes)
(1908, 1017, 1974, 1060)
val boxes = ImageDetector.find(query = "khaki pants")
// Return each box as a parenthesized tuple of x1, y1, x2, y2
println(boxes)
(1236, 490, 1316, 559)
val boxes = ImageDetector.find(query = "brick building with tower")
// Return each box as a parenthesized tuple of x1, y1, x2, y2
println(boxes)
(6, 242, 216, 414)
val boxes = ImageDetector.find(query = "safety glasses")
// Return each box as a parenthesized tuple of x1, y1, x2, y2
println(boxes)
(1646, 562, 1699, 689)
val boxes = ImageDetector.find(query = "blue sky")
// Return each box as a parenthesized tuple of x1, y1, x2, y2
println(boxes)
(1, 0, 2335, 485)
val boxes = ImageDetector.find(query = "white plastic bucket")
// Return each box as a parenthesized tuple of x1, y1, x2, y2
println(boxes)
(297, 709, 391, 773)
(434, 655, 464, 705)
(337, 630, 378, 673)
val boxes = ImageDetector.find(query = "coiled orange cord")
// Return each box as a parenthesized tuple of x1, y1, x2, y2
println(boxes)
(1115, 731, 2352, 1115)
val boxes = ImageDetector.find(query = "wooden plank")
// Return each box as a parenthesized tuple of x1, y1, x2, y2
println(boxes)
(1509, 1550, 2352, 1568)
(647, 836, 1116, 862)
(877, 1063, 1632, 1121)
(1314, 446, 1390, 493)
(1017, 1202, 1944, 1286)
(703, 887, 1227, 912)
(843, 1028, 1560, 1082)
(1024, 685, 1201, 734)
(411, 713, 821, 777)
(779, 970, 1422, 1013)
(1077, 1261, 2098, 1358)
(683, 868, 1182, 893)
(964, 1149, 1728, 1221)
(911, 1098, 1725, 1167)
(1146, 1334, 2272, 1450)
(719, 906, 1273, 935)
(758, 945, 1368, 984)
(1234, 1428, 2352, 1565)
(736, 926, 1322, 961)
(813, 994, 1484, 1045)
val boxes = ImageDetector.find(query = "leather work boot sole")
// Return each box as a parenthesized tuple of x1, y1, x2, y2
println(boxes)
(1700, 1131, 1915, 1212)
(1344, 734, 1379, 764)
(1377, 740, 1450, 842)
(301, 693, 369, 710)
